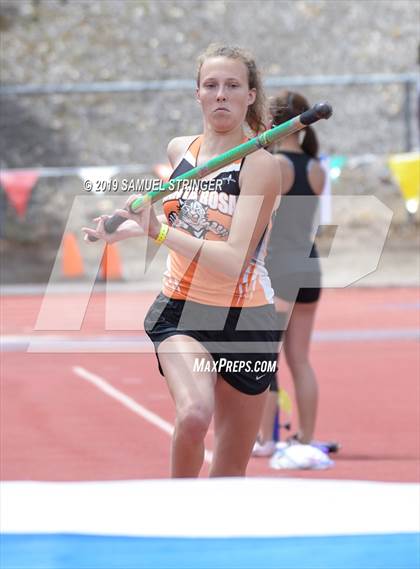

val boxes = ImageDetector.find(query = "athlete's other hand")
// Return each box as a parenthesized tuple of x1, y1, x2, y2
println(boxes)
(113, 195, 161, 239)
(82, 212, 145, 244)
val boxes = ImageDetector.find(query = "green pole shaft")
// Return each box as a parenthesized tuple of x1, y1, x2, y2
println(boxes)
(95, 102, 332, 238)
(130, 115, 301, 212)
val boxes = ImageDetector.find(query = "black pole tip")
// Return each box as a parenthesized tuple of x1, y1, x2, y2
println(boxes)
(314, 102, 333, 120)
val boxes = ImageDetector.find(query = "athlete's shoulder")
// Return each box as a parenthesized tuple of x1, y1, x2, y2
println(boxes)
(307, 158, 326, 195)
(270, 153, 294, 194)
(271, 152, 295, 171)
(308, 157, 325, 175)
(240, 148, 281, 195)
(167, 135, 199, 167)
(243, 148, 282, 179)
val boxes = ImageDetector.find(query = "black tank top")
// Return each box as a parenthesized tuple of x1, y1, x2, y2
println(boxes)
(280, 151, 316, 197)
(265, 151, 321, 277)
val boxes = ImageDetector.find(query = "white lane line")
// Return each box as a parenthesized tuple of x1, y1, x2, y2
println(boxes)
(2, 328, 419, 353)
(73, 365, 213, 464)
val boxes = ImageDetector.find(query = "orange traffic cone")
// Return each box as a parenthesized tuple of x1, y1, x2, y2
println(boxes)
(100, 243, 123, 280)
(62, 232, 84, 278)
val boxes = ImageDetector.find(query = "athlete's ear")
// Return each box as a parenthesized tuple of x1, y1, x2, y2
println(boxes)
(248, 88, 256, 106)
(196, 87, 201, 104)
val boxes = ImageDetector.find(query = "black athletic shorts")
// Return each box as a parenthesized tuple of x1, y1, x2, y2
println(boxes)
(270, 272, 321, 304)
(269, 374, 279, 392)
(144, 292, 282, 396)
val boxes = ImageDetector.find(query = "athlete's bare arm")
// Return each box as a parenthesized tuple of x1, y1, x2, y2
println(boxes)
(307, 159, 326, 195)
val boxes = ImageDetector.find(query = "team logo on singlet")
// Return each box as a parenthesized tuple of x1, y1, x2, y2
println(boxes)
(169, 198, 229, 239)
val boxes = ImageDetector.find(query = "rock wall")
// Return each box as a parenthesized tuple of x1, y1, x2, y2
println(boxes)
(0, 0, 418, 284)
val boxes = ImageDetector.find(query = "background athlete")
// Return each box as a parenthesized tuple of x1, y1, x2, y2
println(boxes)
(253, 90, 326, 457)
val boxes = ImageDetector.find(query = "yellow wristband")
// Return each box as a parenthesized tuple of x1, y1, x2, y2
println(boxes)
(155, 223, 169, 245)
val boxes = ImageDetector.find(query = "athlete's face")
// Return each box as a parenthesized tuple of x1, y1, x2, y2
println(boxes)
(196, 57, 256, 133)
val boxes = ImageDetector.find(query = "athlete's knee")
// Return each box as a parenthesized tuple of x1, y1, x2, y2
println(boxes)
(175, 404, 212, 444)
(287, 356, 312, 381)
(289, 355, 311, 371)
(288, 359, 317, 388)
(284, 342, 309, 370)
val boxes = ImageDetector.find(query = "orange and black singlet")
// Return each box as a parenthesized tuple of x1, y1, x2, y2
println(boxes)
(161, 136, 275, 308)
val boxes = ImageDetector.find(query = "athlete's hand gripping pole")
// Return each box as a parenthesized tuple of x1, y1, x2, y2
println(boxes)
(87, 102, 332, 241)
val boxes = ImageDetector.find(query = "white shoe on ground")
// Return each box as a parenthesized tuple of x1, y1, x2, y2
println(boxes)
(251, 440, 277, 457)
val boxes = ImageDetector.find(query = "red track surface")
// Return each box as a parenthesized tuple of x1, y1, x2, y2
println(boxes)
(1, 287, 419, 482)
